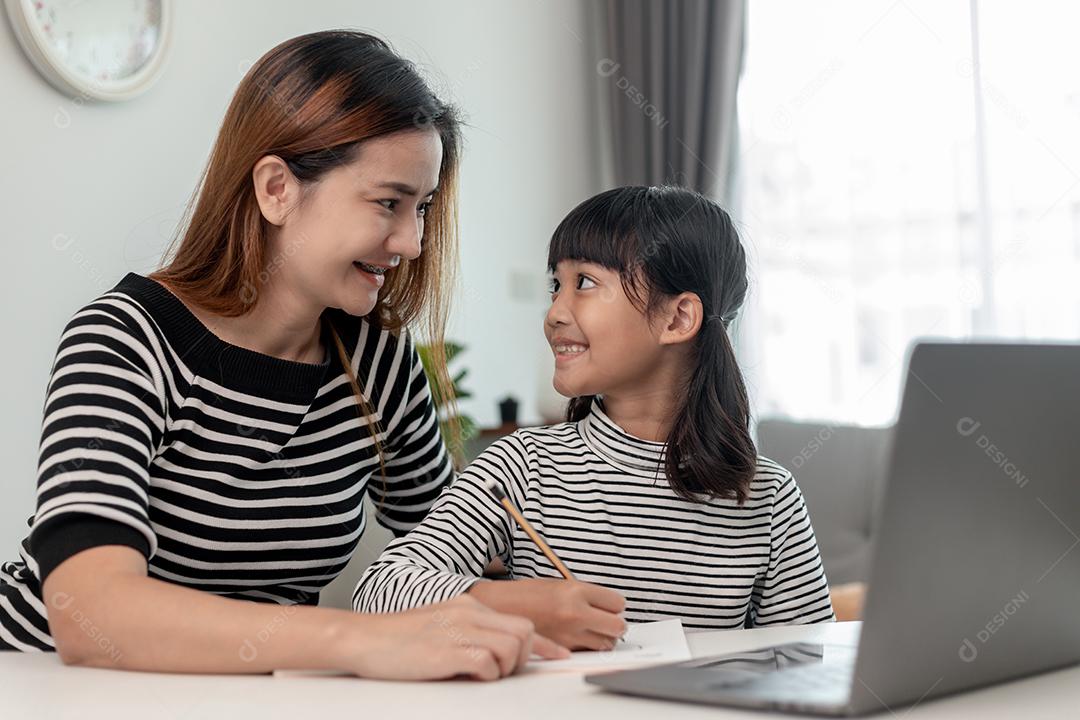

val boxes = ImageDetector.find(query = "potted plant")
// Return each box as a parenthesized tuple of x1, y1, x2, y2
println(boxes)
(416, 341, 478, 467)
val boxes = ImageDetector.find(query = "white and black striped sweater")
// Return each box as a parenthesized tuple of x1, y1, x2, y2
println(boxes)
(0, 273, 453, 651)
(355, 402, 835, 630)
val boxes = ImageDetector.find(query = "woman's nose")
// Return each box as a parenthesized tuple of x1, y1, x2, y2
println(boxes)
(387, 216, 423, 260)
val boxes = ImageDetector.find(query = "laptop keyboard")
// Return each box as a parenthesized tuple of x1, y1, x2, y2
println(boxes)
(770, 662, 854, 691)
(709, 661, 854, 693)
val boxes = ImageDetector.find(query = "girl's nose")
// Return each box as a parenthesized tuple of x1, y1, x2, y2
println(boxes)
(546, 292, 571, 328)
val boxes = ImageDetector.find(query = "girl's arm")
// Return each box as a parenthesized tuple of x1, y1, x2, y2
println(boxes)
(353, 434, 626, 650)
(44, 544, 564, 677)
(749, 472, 836, 626)
(353, 435, 522, 613)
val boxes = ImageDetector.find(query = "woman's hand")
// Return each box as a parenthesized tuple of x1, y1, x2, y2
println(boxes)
(468, 578, 627, 651)
(341, 594, 569, 680)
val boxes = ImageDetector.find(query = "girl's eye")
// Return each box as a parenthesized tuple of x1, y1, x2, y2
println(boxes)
(577, 275, 597, 290)
(418, 202, 433, 217)
(378, 199, 398, 212)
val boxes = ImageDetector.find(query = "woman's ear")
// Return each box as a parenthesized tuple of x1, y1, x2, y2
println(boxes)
(657, 292, 704, 346)
(252, 155, 300, 226)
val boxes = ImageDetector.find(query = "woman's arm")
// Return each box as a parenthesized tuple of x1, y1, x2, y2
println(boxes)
(35, 307, 565, 676)
(366, 331, 456, 536)
(44, 544, 566, 677)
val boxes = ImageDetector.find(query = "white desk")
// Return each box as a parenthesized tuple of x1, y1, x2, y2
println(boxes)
(1, 622, 1076, 718)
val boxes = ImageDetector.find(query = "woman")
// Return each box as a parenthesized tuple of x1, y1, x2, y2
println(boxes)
(0, 30, 564, 679)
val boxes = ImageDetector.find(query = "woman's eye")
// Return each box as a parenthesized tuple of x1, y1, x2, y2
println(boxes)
(418, 202, 433, 217)
(577, 275, 597, 290)
(378, 199, 398, 211)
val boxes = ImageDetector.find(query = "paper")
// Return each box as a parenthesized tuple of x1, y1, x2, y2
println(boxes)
(525, 618, 691, 674)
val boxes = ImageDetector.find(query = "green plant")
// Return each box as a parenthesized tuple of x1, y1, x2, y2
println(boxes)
(417, 341, 478, 465)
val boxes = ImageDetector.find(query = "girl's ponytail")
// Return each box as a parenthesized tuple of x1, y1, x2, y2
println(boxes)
(665, 315, 756, 503)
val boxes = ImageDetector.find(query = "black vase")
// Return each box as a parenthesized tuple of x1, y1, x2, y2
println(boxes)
(498, 396, 519, 425)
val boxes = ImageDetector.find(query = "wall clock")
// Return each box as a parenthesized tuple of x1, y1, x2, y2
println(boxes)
(5, 0, 172, 101)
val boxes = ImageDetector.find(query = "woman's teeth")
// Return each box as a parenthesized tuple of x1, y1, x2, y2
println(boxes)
(355, 261, 386, 275)
(554, 344, 588, 354)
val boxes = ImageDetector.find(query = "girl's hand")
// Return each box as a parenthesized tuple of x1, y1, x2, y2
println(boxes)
(342, 595, 568, 680)
(468, 578, 627, 650)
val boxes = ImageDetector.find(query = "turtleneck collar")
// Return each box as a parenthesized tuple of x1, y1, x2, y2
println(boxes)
(577, 397, 668, 478)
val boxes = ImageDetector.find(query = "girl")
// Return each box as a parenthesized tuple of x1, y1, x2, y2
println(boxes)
(0, 30, 564, 678)
(355, 186, 835, 649)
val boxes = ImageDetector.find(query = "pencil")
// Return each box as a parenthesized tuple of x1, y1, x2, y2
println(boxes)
(482, 478, 575, 580)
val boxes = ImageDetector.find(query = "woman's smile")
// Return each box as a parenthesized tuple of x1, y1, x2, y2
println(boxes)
(353, 260, 386, 288)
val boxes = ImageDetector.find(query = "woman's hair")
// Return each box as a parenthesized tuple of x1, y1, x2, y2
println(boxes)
(547, 185, 757, 504)
(150, 30, 464, 474)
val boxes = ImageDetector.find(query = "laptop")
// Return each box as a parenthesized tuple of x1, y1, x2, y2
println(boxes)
(587, 341, 1080, 715)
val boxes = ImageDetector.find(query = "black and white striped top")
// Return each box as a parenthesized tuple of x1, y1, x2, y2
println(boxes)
(0, 273, 453, 651)
(355, 401, 835, 630)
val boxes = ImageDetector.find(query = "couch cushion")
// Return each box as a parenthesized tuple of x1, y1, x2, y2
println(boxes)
(756, 419, 892, 585)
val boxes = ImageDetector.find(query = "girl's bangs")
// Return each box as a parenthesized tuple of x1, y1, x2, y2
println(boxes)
(546, 189, 647, 273)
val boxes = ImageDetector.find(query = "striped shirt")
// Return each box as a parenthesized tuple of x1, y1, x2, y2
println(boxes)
(355, 401, 835, 630)
(0, 273, 453, 651)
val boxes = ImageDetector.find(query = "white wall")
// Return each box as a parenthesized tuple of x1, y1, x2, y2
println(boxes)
(0, 0, 600, 608)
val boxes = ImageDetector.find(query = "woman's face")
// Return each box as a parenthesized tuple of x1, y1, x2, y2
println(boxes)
(544, 260, 668, 398)
(266, 128, 443, 318)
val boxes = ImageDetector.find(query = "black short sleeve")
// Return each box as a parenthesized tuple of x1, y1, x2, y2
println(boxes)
(30, 515, 151, 583)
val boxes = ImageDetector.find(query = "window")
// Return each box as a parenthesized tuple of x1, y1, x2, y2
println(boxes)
(738, 0, 1079, 425)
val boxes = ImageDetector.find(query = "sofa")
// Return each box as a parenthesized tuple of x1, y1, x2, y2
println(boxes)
(755, 419, 893, 587)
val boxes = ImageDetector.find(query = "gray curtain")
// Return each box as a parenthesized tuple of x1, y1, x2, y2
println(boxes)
(591, 0, 746, 201)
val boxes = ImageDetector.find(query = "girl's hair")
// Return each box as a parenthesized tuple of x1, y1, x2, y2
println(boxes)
(150, 30, 463, 476)
(547, 185, 757, 504)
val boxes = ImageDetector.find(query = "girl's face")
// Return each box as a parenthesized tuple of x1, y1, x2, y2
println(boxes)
(261, 128, 443, 318)
(545, 260, 671, 398)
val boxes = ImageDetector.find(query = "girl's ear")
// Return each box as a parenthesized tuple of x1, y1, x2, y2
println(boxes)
(658, 292, 704, 346)
(252, 155, 301, 226)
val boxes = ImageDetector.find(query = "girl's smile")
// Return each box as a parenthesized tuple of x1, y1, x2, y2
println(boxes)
(550, 337, 590, 366)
